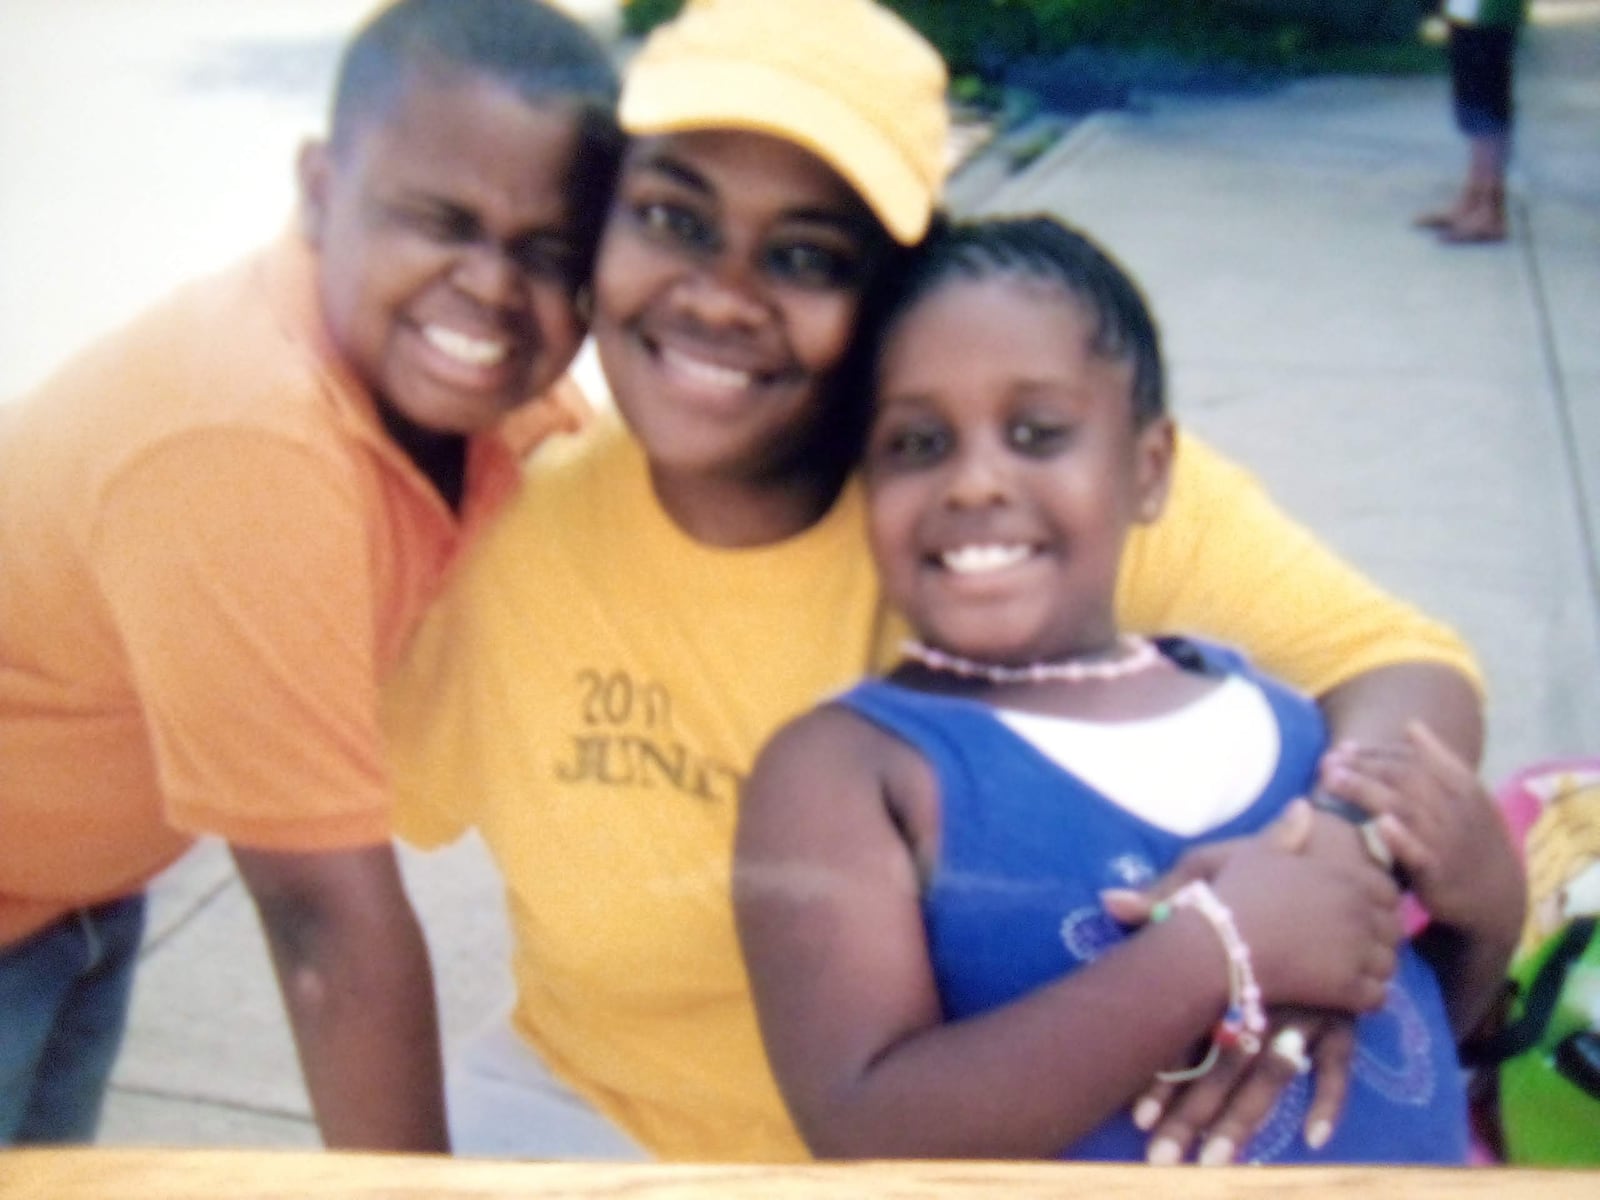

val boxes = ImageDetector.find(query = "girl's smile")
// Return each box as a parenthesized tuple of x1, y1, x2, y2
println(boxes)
(937, 542, 1037, 575)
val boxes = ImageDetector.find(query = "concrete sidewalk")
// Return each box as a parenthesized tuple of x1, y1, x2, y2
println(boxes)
(2, 0, 1593, 1152)
(956, 2, 1600, 784)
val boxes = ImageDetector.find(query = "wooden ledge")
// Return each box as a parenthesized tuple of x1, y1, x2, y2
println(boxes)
(1, 1149, 1596, 1200)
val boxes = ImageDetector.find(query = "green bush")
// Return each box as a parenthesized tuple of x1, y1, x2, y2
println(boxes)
(621, 0, 685, 36)
(876, 0, 1427, 74)
(619, 0, 1432, 77)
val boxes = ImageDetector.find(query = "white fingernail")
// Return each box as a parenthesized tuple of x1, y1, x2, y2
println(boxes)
(1199, 1137, 1235, 1167)
(1306, 1119, 1332, 1150)
(1132, 1097, 1163, 1131)
(1147, 1138, 1181, 1166)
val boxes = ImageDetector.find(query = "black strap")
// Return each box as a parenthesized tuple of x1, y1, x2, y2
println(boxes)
(1461, 916, 1597, 1068)
(1309, 790, 1373, 826)
(1307, 790, 1411, 887)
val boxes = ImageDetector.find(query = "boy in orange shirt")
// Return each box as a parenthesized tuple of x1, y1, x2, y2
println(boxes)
(0, 0, 619, 1148)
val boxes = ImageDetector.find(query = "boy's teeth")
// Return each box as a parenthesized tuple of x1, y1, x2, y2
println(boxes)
(423, 325, 509, 367)
(660, 346, 753, 390)
(941, 544, 1031, 574)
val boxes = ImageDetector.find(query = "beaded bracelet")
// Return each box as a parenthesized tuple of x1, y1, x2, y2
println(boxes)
(1150, 880, 1268, 1082)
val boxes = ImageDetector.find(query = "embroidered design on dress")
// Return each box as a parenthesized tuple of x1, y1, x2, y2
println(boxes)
(1107, 854, 1156, 888)
(1059, 905, 1125, 963)
(1352, 980, 1435, 1105)
(1242, 1075, 1314, 1163)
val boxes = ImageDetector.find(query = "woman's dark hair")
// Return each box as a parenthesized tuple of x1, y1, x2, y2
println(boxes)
(856, 213, 1167, 425)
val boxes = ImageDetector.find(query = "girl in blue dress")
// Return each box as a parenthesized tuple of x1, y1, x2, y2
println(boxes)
(733, 215, 1522, 1165)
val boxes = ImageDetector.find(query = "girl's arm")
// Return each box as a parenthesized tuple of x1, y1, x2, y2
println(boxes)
(735, 706, 1400, 1160)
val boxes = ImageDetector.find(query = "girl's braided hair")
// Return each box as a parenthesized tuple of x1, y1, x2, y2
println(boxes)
(855, 213, 1167, 425)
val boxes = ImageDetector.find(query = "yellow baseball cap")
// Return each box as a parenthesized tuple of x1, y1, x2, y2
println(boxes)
(620, 0, 949, 244)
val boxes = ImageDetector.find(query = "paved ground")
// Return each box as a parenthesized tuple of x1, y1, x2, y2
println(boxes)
(2, 0, 1595, 1153)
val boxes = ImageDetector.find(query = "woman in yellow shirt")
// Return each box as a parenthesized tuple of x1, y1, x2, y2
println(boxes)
(385, 0, 1495, 1164)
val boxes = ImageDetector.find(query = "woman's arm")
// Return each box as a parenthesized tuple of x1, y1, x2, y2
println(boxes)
(735, 707, 1400, 1159)
(1326, 724, 1525, 1037)
(1117, 432, 1484, 722)
(1120, 430, 1492, 939)
(1319, 661, 1483, 767)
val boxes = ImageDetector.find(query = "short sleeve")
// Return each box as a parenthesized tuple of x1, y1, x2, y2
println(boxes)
(1116, 432, 1483, 699)
(93, 430, 392, 850)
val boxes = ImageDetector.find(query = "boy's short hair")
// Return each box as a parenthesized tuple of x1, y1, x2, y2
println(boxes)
(330, 0, 619, 148)
(863, 215, 1167, 425)
(328, 0, 623, 259)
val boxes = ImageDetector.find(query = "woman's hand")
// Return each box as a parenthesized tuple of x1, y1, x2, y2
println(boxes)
(1133, 1007, 1356, 1164)
(1319, 722, 1525, 1035)
(1106, 801, 1400, 1012)
(1321, 722, 1524, 946)
(1206, 830, 1401, 1013)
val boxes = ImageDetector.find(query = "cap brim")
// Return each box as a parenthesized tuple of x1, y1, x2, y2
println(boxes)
(621, 60, 934, 244)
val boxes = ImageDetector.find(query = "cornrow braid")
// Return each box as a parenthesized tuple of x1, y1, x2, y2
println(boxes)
(861, 214, 1166, 425)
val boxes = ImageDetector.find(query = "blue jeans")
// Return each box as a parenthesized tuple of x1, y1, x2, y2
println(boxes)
(0, 894, 146, 1144)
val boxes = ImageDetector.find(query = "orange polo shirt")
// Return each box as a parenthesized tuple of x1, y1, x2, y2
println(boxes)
(0, 231, 577, 945)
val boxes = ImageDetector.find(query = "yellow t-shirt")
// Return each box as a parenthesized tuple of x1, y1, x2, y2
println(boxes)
(385, 411, 1479, 1161)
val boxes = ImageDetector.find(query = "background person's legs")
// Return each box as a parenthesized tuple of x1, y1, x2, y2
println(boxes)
(1418, 19, 1518, 241)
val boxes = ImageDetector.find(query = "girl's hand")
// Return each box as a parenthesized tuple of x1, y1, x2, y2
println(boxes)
(1205, 824, 1401, 1013)
(1133, 1008, 1355, 1165)
(1103, 798, 1400, 1012)
(1101, 798, 1316, 922)
(1322, 721, 1524, 946)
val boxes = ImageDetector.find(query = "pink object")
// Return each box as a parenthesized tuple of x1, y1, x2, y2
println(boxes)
(1492, 757, 1599, 850)
(1464, 756, 1600, 1167)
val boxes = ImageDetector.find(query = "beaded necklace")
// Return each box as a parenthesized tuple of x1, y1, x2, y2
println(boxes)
(900, 635, 1167, 685)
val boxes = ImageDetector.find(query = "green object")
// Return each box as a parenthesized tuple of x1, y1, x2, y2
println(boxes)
(620, 1, 1432, 75)
(1482, 918, 1600, 1164)
(621, 0, 685, 37)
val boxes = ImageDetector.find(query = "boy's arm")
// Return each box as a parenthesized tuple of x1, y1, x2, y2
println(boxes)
(231, 843, 448, 1151)
(94, 433, 451, 1149)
